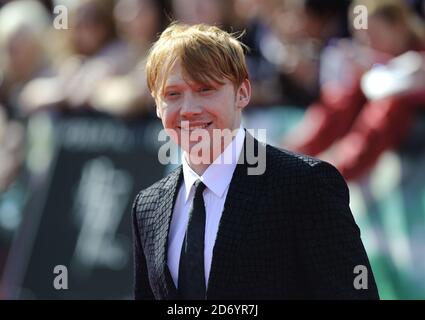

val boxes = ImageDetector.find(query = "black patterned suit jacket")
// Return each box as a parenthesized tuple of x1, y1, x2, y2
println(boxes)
(132, 132, 379, 299)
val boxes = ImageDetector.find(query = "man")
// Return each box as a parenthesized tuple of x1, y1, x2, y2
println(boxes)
(132, 22, 379, 299)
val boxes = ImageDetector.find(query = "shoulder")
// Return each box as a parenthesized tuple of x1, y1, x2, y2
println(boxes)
(132, 165, 182, 214)
(265, 143, 338, 176)
(264, 145, 355, 238)
(264, 143, 348, 198)
(266, 143, 322, 170)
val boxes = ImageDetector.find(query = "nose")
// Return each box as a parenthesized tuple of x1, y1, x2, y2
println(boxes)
(180, 92, 202, 118)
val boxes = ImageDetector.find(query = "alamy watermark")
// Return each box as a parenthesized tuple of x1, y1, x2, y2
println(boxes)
(157, 125, 267, 176)
(353, 5, 368, 30)
(53, 265, 68, 290)
(51, 4, 369, 31)
(53, 5, 68, 30)
(353, 265, 368, 290)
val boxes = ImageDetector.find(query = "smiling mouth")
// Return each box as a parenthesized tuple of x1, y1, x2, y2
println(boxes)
(177, 122, 213, 131)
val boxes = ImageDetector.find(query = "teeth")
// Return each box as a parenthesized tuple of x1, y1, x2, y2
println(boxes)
(180, 123, 210, 130)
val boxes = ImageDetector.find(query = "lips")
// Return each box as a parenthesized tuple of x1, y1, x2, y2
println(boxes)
(177, 121, 213, 131)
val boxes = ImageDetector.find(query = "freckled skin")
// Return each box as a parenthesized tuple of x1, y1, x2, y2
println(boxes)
(155, 60, 251, 175)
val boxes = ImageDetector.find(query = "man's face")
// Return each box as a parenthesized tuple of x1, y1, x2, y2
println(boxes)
(155, 60, 251, 162)
(365, 17, 410, 57)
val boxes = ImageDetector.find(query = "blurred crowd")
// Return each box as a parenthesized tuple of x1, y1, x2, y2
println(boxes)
(0, 0, 425, 192)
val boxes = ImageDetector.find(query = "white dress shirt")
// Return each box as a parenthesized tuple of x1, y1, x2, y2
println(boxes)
(167, 126, 245, 289)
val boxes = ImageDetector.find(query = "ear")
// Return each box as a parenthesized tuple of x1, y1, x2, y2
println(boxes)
(156, 104, 161, 119)
(154, 95, 162, 119)
(235, 79, 251, 110)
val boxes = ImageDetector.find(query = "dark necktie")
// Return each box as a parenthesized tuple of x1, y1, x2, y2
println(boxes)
(178, 180, 207, 299)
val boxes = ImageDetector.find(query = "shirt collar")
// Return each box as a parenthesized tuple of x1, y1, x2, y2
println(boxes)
(181, 125, 245, 202)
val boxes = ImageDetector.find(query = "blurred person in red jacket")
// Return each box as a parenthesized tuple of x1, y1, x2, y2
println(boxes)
(282, 0, 425, 181)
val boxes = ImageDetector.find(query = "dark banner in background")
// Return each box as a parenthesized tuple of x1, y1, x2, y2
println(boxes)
(0, 112, 166, 299)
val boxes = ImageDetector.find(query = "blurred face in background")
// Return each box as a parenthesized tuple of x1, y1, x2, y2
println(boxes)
(266, 0, 341, 42)
(363, 15, 411, 56)
(5, 28, 43, 81)
(0, 0, 50, 81)
(232, 0, 262, 22)
(267, 0, 306, 40)
(172, 0, 225, 25)
(70, 3, 113, 56)
(114, 0, 160, 47)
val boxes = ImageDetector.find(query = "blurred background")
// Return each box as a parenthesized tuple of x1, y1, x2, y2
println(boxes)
(0, 0, 424, 299)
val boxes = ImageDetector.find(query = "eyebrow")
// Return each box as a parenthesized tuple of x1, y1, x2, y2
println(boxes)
(164, 80, 198, 89)
(162, 77, 222, 95)
(163, 83, 184, 92)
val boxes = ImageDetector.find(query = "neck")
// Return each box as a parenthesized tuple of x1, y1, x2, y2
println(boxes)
(184, 156, 210, 176)
(184, 126, 241, 176)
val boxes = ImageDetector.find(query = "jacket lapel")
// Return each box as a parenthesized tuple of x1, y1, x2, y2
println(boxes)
(153, 166, 183, 299)
(206, 132, 266, 298)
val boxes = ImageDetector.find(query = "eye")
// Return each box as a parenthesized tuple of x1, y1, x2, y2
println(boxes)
(198, 86, 215, 93)
(165, 91, 181, 99)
